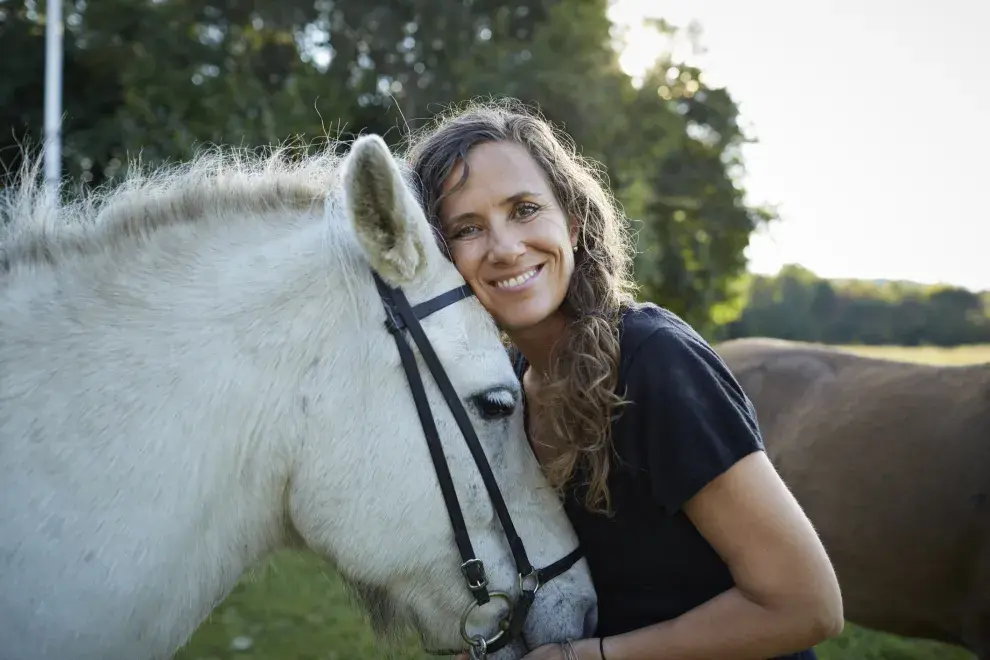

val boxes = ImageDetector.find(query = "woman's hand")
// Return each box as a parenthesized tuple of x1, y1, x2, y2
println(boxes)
(522, 639, 601, 659)
(453, 638, 600, 660)
(452, 646, 567, 660)
(520, 643, 567, 659)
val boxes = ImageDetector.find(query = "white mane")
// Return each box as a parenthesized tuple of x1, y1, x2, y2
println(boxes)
(0, 137, 597, 660)
(1, 143, 347, 275)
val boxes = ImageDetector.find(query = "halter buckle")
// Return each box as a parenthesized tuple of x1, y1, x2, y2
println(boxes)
(460, 558, 489, 591)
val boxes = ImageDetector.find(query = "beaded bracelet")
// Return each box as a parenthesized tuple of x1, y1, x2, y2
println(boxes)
(560, 640, 580, 660)
(560, 637, 608, 660)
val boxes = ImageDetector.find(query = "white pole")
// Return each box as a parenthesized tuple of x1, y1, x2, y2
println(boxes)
(43, 0, 64, 206)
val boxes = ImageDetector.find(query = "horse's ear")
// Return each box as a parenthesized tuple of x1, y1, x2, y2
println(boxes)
(343, 134, 427, 285)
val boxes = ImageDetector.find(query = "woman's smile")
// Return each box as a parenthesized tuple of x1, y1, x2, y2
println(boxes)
(491, 264, 544, 291)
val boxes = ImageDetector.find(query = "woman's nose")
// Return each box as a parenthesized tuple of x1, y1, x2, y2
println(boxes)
(486, 227, 525, 263)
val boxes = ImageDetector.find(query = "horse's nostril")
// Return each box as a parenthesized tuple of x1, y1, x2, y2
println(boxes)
(583, 602, 599, 638)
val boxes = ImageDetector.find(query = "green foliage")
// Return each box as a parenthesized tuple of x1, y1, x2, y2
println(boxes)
(816, 623, 974, 660)
(727, 265, 990, 346)
(1, 0, 765, 331)
(624, 54, 776, 336)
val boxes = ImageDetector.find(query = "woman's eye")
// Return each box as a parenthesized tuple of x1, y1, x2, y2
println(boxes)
(515, 203, 540, 219)
(451, 225, 479, 239)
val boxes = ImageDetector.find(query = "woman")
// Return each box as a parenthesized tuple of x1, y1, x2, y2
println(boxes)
(405, 99, 843, 660)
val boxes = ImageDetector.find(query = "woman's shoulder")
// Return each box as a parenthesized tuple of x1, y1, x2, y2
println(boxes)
(613, 302, 765, 513)
(616, 301, 754, 417)
(619, 301, 706, 344)
(617, 302, 721, 384)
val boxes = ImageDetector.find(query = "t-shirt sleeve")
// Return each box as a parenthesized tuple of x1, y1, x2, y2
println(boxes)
(622, 323, 766, 514)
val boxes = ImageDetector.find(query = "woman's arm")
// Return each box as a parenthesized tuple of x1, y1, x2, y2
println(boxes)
(519, 315, 844, 660)
(575, 450, 843, 660)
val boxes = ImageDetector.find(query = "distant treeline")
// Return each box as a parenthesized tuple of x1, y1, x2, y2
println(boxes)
(722, 265, 990, 346)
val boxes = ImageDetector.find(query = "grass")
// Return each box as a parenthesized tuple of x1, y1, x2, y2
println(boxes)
(838, 343, 990, 365)
(175, 343, 988, 660)
(175, 550, 425, 660)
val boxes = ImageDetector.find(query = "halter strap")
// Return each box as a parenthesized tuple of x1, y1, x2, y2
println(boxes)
(372, 270, 584, 656)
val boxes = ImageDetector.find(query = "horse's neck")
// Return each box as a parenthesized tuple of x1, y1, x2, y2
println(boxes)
(0, 210, 377, 658)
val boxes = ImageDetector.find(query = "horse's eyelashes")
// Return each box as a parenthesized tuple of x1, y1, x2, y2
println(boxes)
(471, 387, 517, 420)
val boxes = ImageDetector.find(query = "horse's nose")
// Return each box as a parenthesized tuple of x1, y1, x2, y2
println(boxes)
(583, 602, 599, 638)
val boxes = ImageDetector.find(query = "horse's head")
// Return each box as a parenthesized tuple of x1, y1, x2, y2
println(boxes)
(287, 135, 597, 658)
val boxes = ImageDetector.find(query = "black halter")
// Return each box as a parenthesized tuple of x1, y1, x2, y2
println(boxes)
(372, 271, 584, 658)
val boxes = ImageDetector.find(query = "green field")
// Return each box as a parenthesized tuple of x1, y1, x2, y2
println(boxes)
(839, 343, 990, 365)
(175, 344, 988, 660)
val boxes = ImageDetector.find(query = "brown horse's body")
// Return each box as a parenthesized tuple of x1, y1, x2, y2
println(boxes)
(715, 338, 990, 658)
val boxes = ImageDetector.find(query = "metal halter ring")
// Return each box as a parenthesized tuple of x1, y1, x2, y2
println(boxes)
(518, 569, 542, 595)
(467, 635, 488, 660)
(460, 591, 513, 647)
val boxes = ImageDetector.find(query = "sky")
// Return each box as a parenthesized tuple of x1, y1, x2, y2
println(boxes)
(607, 0, 989, 292)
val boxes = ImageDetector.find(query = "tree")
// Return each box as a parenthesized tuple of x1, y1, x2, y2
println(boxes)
(725, 266, 990, 346)
(621, 35, 776, 335)
(2, 0, 775, 335)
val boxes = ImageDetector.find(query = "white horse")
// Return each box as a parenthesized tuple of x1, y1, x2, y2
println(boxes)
(0, 135, 597, 660)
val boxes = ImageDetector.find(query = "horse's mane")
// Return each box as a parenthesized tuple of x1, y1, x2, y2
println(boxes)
(1, 142, 348, 276)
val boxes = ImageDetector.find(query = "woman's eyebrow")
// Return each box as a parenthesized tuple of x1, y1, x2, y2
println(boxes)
(446, 191, 545, 227)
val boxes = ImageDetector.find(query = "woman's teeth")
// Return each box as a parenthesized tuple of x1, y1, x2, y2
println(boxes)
(495, 267, 539, 289)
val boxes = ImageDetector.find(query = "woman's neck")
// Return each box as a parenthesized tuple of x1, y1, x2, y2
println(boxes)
(507, 311, 569, 378)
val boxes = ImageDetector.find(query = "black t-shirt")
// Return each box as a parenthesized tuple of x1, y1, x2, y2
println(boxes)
(513, 303, 816, 660)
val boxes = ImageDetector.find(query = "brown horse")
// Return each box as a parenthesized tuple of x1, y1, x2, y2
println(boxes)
(714, 338, 990, 659)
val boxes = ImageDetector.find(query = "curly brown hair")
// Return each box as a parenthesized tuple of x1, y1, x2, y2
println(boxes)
(404, 98, 638, 513)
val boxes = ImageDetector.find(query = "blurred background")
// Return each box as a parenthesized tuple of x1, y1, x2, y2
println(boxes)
(2, 0, 986, 658)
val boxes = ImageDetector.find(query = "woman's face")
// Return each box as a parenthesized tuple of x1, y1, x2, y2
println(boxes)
(438, 141, 577, 333)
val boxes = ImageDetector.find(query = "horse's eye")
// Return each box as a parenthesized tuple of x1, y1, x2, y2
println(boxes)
(472, 388, 517, 420)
